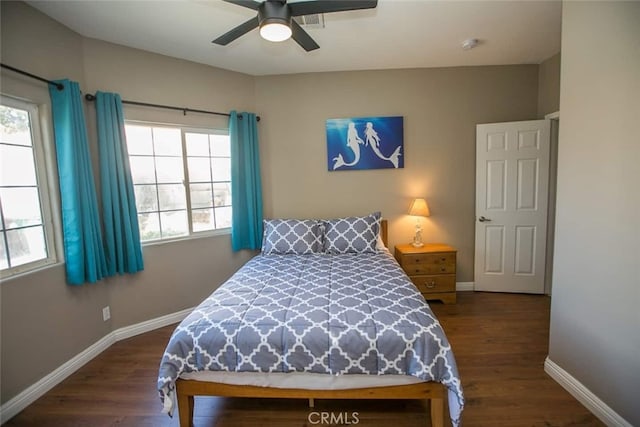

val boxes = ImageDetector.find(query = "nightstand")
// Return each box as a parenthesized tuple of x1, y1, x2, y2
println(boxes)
(394, 243, 457, 304)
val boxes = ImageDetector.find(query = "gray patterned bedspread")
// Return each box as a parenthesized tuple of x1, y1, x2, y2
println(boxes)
(158, 251, 464, 425)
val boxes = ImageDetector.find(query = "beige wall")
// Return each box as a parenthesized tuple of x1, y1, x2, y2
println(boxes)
(256, 66, 539, 281)
(549, 2, 640, 425)
(538, 52, 561, 118)
(2, 0, 547, 411)
(0, 1, 255, 405)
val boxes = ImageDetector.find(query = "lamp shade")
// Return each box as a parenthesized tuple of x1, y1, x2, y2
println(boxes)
(408, 198, 431, 217)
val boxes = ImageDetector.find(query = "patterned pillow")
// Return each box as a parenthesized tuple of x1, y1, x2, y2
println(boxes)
(261, 219, 323, 255)
(323, 212, 381, 254)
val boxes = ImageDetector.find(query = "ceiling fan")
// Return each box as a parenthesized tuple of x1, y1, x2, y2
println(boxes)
(213, 0, 378, 51)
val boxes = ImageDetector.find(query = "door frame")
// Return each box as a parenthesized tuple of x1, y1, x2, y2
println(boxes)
(544, 111, 560, 295)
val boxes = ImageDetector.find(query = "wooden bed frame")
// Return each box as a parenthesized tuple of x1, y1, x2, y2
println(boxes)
(173, 219, 447, 427)
(176, 380, 445, 427)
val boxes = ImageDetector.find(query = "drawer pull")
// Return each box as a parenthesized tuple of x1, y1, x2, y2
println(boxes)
(440, 267, 446, 271)
(426, 281, 436, 289)
(441, 257, 446, 261)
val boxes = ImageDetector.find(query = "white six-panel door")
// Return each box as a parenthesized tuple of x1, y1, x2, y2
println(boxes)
(475, 120, 551, 293)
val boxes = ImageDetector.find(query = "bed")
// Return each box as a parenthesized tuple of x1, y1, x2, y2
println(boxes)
(158, 213, 464, 427)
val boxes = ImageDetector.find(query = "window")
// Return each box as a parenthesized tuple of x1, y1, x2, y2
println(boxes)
(0, 96, 56, 276)
(125, 123, 231, 242)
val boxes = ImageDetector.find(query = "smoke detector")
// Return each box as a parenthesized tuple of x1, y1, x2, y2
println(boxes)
(461, 38, 479, 50)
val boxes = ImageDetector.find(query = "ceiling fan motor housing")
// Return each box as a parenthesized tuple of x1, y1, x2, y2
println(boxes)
(258, 1, 292, 28)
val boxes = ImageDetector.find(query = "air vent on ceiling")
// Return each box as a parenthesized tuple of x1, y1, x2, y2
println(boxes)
(293, 14, 325, 29)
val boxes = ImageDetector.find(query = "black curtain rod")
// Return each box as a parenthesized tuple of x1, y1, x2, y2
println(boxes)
(1, 63, 64, 90)
(84, 94, 260, 122)
(1, 63, 259, 122)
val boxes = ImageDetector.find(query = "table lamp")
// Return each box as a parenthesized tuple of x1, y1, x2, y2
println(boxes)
(408, 198, 430, 247)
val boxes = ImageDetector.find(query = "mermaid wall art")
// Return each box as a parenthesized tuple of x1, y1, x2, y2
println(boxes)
(326, 116, 404, 171)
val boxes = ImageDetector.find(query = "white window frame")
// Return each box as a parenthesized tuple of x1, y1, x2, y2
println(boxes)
(0, 95, 58, 278)
(125, 120, 232, 245)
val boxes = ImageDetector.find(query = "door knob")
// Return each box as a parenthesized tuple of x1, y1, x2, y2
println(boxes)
(478, 216, 492, 222)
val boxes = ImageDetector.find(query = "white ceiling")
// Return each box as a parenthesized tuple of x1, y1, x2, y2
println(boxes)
(27, 0, 562, 76)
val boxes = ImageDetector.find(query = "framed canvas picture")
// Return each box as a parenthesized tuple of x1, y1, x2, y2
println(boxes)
(326, 116, 404, 171)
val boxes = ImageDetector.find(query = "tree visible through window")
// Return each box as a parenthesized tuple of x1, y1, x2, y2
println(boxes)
(125, 123, 231, 242)
(0, 98, 56, 275)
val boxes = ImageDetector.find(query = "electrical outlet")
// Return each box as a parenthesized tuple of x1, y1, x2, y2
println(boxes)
(102, 306, 111, 321)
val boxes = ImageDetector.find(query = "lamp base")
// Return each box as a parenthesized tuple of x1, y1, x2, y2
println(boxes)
(412, 224, 424, 248)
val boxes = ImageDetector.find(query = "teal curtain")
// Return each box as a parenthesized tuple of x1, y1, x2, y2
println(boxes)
(49, 79, 107, 284)
(230, 111, 263, 251)
(95, 92, 144, 275)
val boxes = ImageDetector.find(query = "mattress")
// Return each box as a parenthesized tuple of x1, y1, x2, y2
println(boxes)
(180, 371, 424, 390)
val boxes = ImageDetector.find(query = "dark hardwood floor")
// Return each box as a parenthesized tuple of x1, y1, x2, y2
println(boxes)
(5, 292, 604, 427)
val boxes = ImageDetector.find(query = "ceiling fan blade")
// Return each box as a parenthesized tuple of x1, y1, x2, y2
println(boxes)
(212, 16, 260, 45)
(291, 20, 319, 52)
(222, 0, 261, 11)
(289, 0, 377, 17)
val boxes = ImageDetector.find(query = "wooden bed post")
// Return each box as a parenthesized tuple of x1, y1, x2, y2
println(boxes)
(381, 219, 388, 247)
(176, 382, 194, 427)
(430, 396, 444, 427)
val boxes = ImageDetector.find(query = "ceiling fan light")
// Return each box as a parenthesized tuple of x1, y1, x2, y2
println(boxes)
(260, 20, 292, 42)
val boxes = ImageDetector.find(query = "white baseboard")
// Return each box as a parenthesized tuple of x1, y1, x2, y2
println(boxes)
(0, 333, 115, 423)
(544, 357, 632, 427)
(113, 307, 194, 341)
(0, 306, 193, 423)
(456, 282, 474, 291)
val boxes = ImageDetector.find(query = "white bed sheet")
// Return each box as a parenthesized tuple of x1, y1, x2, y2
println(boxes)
(180, 371, 424, 390)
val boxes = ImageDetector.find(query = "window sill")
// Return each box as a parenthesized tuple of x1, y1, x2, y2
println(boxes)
(0, 259, 64, 283)
(141, 228, 231, 248)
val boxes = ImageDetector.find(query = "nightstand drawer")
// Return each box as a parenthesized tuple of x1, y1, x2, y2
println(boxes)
(401, 253, 456, 266)
(410, 275, 456, 294)
(402, 256, 456, 275)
